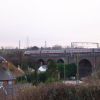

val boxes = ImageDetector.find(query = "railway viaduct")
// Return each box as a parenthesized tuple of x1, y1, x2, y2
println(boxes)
(24, 48, 100, 77)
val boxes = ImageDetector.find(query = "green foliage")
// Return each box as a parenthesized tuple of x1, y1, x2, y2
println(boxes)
(57, 63, 64, 79)
(16, 75, 27, 83)
(17, 72, 48, 84)
(38, 72, 48, 83)
(66, 63, 77, 78)
(21, 57, 42, 84)
(26, 73, 36, 83)
(47, 60, 58, 78)
(21, 63, 29, 71)
(57, 63, 77, 79)
(16, 72, 36, 84)
(46, 77, 58, 84)
(17, 62, 77, 85)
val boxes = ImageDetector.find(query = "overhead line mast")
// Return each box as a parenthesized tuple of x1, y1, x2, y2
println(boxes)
(71, 42, 99, 48)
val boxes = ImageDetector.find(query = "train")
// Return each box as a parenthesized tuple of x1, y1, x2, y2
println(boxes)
(24, 48, 100, 56)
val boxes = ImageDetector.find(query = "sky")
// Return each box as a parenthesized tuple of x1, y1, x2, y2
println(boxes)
(0, 0, 100, 48)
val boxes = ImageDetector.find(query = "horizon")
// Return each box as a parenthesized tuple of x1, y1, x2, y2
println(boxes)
(0, 41, 99, 49)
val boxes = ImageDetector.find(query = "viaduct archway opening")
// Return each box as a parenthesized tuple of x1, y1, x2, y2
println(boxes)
(79, 59, 92, 78)
(38, 59, 45, 66)
(47, 59, 55, 65)
(57, 59, 64, 64)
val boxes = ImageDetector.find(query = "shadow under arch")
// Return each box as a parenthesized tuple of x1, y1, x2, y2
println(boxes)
(47, 59, 54, 64)
(57, 59, 64, 64)
(37, 59, 45, 66)
(79, 59, 92, 78)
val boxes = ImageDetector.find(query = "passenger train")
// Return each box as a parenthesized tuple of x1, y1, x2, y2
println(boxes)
(24, 48, 100, 55)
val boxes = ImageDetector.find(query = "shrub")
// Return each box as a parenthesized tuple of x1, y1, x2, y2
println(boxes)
(38, 72, 48, 83)
(58, 63, 77, 79)
(16, 72, 36, 83)
(46, 77, 58, 84)
(17, 83, 100, 100)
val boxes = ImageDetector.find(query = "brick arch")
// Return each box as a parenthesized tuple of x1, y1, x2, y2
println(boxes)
(47, 59, 54, 63)
(78, 59, 92, 78)
(37, 59, 45, 65)
(57, 59, 64, 64)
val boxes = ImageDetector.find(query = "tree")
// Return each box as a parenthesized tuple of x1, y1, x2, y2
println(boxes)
(21, 55, 40, 84)
(58, 63, 77, 79)
(65, 63, 77, 78)
(47, 60, 58, 79)
(28, 46, 39, 50)
(57, 63, 64, 79)
(52, 45, 62, 50)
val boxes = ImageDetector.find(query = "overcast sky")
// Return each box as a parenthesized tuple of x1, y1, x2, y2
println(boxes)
(0, 0, 100, 48)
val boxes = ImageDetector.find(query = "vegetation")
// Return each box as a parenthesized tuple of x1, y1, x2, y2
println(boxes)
(1, 48, 100, 100)
(65, 63, 77, 78)
(17, 60, 77, 84)
(57, 63, 77, 79)
(47, 60, 58, 79)
(16, 83, 100, 100)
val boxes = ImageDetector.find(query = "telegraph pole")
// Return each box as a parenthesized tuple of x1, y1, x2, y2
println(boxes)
(19, 40, 22, 67)
(45, 41, 47, 49)
(26, 36, 30, 49)
(19, 40, 21, 49)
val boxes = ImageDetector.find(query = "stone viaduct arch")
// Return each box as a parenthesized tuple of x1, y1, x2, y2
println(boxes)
(57, 59, 64, 63)
(78, 59, 92, 77)
(24, 51, 100, 78)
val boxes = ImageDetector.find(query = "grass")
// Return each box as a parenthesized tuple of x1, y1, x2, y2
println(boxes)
(16, 82, 100, 100)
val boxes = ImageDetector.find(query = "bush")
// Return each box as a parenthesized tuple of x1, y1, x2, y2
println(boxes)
(58, 63, 77, 79)
(38, 72, 48, 83)
(16, 73, 36, 83)
(17, 83, 100, 100)
(17, 72, 48, 84)
(66, 63, 77, 78)
(57, 64, 64, 79)
(46, 77, 58, 84)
